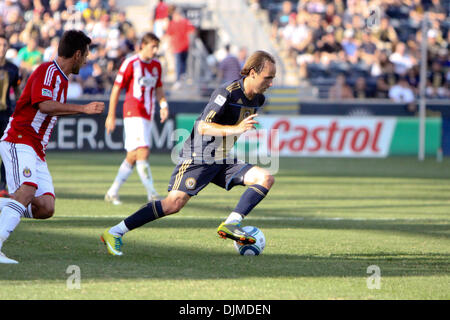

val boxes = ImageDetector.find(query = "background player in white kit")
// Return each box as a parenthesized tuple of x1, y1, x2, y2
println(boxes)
(0, 30, 105, 264)
(104, 32, 169, 205)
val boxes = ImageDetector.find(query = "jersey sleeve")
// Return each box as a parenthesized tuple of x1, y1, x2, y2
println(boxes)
(30, 63, 57, 106)
(200, 87, 229, 123)
(114, 59, 133, 90)
(156, 61, 163, 88)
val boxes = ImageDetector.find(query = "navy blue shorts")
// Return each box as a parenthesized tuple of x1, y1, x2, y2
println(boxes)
(168, 159, 253, 196)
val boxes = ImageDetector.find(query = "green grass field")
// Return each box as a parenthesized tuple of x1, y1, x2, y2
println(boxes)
(0, 152, 449, 300)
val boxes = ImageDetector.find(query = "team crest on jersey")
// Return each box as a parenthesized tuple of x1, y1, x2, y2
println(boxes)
(138, 75, 157, 88)
(185, 177, 197, 190)
(23, 167, 32, 178)
(152, 67, 159, 77)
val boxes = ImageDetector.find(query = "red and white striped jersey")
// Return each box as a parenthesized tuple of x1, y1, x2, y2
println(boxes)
(1, 60, 68, 160)
(115, 54, 162, 120)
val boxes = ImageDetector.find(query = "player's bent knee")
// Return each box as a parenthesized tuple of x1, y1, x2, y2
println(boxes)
(265, 174, 275, 189)
(255, 171, 275, 189)
(162, 192, 190, 215)
(34, 204, 55, 219)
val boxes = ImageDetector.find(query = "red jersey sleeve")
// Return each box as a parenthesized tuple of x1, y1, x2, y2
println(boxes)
(30, 63, 56, 106)
(115, 59, 133, 90)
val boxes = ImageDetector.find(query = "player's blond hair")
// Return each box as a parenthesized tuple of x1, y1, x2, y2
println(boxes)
(240, 50, 275, 76)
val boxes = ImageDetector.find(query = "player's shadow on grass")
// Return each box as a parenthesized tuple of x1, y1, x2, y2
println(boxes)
(1, 225, 449, 281)
(44, 215, 450, 240)
(1, 217, 448, 281)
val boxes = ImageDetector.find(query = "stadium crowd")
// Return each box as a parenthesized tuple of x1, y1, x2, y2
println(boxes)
(1, 0, 449, 101)
(0, 0, 138, 97)
(266, 0, 449, 100)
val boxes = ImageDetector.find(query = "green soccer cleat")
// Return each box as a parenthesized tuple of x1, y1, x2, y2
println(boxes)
(100, 229, 123, 256)
(217, 221, 256, 245)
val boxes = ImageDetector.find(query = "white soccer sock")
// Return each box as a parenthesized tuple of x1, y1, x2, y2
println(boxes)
(0, 197, 10, 210)
(0, 200, 25, 243)
(23, 203, 33, 219)
(109, 221, 129, 237)
(108, 160, 134, 195)
(136, 160, 156, 195)
(224, 212, 244, 224)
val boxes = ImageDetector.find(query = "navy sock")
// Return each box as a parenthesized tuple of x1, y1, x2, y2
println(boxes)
(233, 184, 269, 216)
(124, 200, 164, 231)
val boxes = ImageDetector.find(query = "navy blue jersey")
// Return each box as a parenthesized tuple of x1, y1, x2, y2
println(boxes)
(0, 60, 20, 113)
(180, 77, 265, 163)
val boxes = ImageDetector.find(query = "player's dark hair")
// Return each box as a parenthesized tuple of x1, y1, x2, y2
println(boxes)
(58, 30, 91, 58)
(240, 50, 275, 76)
(140, 32, 160, 48)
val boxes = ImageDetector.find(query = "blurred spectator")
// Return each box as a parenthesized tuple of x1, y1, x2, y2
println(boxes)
(271, 0, 293, 40)
(284, 12, 312, 58)
(389, 42, 416, 76)
(389, 77, 415, 103)
(218, 44, 241, 83)
(374, 76, 389, 99)
(43, 36, 59, 61)
(151, 0, 169, 39)
(17, 37, 42, 73)
(166, 7, 195, 83)
(426, 61, 448, 99)
(75, 0, 89, 13)
(353, 76, 374, 99)
(328, 73, 354, 99)
(237, 46, 248, 69)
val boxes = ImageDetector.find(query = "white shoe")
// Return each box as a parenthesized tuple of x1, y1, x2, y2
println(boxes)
(0, 251, 18, 264)
(104, 193, 122, 205)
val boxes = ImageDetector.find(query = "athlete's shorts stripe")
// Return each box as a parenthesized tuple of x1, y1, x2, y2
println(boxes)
(173, 160, 192, 190)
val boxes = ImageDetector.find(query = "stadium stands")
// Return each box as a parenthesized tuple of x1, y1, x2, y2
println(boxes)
(0, 0, 448, 101)
(262, 0, 449, 99)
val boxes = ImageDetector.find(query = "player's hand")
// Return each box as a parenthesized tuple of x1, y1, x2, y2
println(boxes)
(85, 101, 105, 115)
(237, 114, 258, 134)
(105, 115, 116, 134)
(160, 106, 169, 123)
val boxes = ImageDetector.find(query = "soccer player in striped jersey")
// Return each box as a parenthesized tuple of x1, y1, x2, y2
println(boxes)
(104, 32, 169, 205)
(101, 51, 276, 256)
(0, 30, 105, 264)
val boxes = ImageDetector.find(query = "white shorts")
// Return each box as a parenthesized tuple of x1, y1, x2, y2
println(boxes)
(123, 117, 153, 152)
(0, 141, 55, 198)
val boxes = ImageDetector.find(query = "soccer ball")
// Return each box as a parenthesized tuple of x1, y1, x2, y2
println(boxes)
(234, 226, 265, 255)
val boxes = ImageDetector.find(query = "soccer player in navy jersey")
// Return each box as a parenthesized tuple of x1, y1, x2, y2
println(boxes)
(0, 35, 21, 198)
(0, 30, 104, 264)
(101, 51, 276, 256)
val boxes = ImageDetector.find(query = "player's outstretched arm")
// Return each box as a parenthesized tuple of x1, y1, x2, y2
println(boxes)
(105, 84, 121, 134)
(38, 100, 105, 116)
(197, 114, 258, 136)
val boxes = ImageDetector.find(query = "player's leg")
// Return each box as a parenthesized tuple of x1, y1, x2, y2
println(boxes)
(105, 151, 135, 205)
(135, 146, 159, 201)
(101, 160, 211, 255)
(0, 142, 39, 263)
(216, 163, 274, 244)
(101, 190, 190, 256)
(105, 117, 146, 205)
(228, 166, 274, 223)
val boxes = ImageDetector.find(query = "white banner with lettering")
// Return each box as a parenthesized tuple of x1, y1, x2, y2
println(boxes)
(238, 116, 397, 158)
